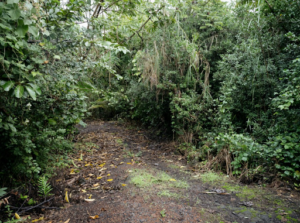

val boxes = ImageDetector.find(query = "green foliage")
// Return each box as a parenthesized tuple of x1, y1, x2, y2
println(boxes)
(38, 175, 53, 198)
(1, 0, 299, 187)
(0, 187, 7, 197)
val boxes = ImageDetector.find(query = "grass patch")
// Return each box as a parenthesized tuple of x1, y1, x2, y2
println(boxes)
(130, 169, 189, 189)
(168, 164, 180, 169)
(157, 190, 182, 199)
(200, 171, 225, 183)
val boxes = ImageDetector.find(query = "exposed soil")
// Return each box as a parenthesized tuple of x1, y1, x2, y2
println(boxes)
(9, 121, 300, 222)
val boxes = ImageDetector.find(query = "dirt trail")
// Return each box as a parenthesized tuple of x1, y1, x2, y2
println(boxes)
(44, 121, 300, 223)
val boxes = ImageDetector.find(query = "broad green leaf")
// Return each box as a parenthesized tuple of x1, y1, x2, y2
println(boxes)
(28, 26, 38, 37)
(3, 81, 14, 91)
(77, 81, 95, 89)
(16, 20, 28, 37)
(24, 19, 33, 25)
(28, 83, 42, 95)
(24, 2, 32, 10)
(8, 123, 16, 132)
(7, 0, 19, 4)
(25, 85, 36, 100)
(8, 7, 21, 20)
(0, 23, 12, 31)
(48, 119, 56, 125)
(31, 71, 42, 77)
(14, 85, 24, 98)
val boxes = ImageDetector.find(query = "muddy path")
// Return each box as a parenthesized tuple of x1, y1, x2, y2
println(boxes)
(43, 120, 300, 223)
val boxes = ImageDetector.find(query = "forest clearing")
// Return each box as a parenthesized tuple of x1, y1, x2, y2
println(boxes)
(0, 0, 300, 222)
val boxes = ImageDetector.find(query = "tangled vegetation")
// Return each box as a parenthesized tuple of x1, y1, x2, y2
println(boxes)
(0, 0, 299, 190)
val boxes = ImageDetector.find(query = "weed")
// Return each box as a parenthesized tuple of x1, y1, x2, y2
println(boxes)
(160, 209, 166, 217)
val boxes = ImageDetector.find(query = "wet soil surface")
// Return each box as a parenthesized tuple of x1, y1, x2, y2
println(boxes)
(31, 121, 300, 222)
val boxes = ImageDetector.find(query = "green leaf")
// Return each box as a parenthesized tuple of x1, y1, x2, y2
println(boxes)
(3, 81, 14, 91)
(48, 119, 56, 125)
(53, 55, 60, 60)
(7, 0, 19, 4)
(25, 85, 36, 100)
(14, 85, 24, 98)
(77, 81, 95, 90)
(16, 20, 28, 37)
(24, 2, 32, 10)
(8, 6, 21, 20)
(0, 23, 12, 31)
(28, 26, 38, 37)
(8, 123, 16, 132)
(28, 83, 41, 95)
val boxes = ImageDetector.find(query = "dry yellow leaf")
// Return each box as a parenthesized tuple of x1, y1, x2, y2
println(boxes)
(64, 191, 69, 203)
(99, 163, 105, 167)
(97, 176, 102, 180)
(88, 173, 94, 177)
(107, 174, 110, 176)
(64, 219, 70, 223)
(88, 194, 92, 199)
(121, 184, 127, 187)
(93, 183, 99, 187)
(81, 189, 87, 193)
(107, 179, 113, 182)
(127, 163, 132, 165)
(89, 215, 99, 219)
(70, 169, 75, 175)
(85, 163, 92, 167)
(169, 179, 176, 181)
(120, 162, 124, 164)
(15, 213, 20, 219)
(32, 217, 44, 222)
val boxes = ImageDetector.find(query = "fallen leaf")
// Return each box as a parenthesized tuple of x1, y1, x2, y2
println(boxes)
(32, 217, 44, 222)
(120, 162, 124, 164)
(93, 183, 99, 187)
(84, 199, 95, 202)
(81, 189, 87, 193)
(169, 179, 176, 181)
(64, 219, 70, 223)
(107, 174, 111, 176)
(121, 184, 127, 187)
(99, 163, 106, 167)
(107, 179, 113, 182)
(88, 194, 92, 199)
(127, 163, 132, 165)
(15, 213, 21, 219)
(180, 166, 185, 168)
(85, 163, 92, 167)
(88, 173, 94, 177)
(65, 191, 69, 203)
(97, 176, 102, 179)
(89, 215, 99, 219)
(56, 178, 62, 182)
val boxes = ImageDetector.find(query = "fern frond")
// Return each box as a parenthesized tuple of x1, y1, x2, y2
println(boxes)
(38, 175, 53, 197)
